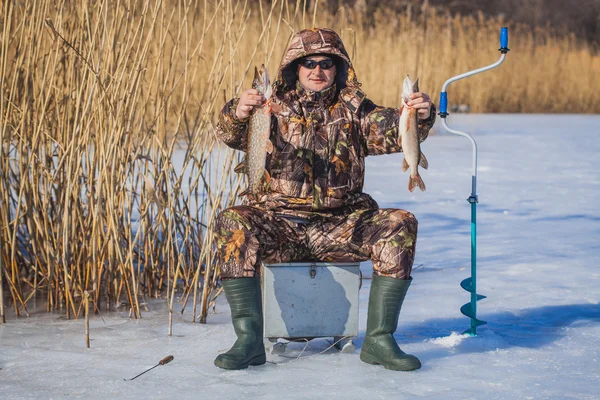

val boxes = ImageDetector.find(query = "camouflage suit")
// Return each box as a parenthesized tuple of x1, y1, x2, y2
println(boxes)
(215, 28, 435, 280)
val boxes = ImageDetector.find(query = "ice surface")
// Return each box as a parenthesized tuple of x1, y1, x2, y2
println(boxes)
(1, 114, 599, 400)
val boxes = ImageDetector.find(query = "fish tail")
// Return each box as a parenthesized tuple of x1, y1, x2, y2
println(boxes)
(408, 173, 426, 192)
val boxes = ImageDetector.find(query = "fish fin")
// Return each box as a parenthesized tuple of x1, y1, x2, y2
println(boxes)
(408, 173, 426, 192)
(419, 152, 429, 170)
(234, 160, 246, 173)
(402, 157, 409, 172)
(418, 176, 426, 191)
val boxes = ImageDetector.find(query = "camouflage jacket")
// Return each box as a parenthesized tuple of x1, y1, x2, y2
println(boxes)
(216, 28, 436, 214)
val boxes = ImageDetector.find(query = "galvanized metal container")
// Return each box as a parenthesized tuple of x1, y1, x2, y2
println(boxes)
(261, 262, 360, 339)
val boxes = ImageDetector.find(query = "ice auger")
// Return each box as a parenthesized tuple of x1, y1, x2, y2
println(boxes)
(438, 27, 510, 336)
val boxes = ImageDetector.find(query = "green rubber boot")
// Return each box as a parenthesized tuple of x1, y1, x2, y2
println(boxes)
(360, 275, 421, 371)
(214, 276, 266, 370)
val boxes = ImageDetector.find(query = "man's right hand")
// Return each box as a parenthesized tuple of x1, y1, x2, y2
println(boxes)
(235, 89, 266, 120)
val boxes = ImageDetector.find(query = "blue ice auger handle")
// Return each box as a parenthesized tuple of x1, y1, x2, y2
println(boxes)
(499, 27, 509, 53)
(439, 92, 448, 117)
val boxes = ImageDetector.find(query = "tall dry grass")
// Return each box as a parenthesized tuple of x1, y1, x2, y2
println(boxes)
(1, 0, 598, 327)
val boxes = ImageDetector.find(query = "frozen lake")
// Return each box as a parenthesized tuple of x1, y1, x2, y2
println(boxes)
(1, 114, 599, 399)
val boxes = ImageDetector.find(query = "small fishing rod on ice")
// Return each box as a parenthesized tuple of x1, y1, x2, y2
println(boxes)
(124, 355, 174, 381)
(439, 27, 510, 336)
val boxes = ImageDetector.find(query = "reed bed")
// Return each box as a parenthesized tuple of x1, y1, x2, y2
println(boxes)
(1, 0, 598, 327)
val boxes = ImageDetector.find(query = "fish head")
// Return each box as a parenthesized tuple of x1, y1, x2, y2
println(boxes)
(402, 75, 419, 103)
(252, 64, 272, 98)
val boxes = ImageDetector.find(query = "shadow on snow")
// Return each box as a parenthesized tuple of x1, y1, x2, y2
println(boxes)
(350, 303, 600, 360)
(395, 303, 600, 361)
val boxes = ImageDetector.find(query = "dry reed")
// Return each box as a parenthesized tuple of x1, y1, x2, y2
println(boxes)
(1, 0, 598, 327)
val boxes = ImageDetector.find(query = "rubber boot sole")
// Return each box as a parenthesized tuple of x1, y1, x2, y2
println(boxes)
(214, 352, 267, 370)
(360, 350, 421, 371)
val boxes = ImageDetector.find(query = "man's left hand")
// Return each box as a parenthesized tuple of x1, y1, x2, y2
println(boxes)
(408, 92, 432, 120)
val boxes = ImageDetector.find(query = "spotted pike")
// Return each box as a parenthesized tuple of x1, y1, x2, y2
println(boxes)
(399, 75, 428, 192)
(245, 65, 274, 196)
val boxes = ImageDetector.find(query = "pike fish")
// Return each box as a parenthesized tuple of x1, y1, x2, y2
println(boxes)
(245, 65, 275, 196)
(399, 75, 428, 192)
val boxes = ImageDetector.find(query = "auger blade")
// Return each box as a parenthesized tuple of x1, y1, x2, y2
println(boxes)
(460, 277, 487, 335)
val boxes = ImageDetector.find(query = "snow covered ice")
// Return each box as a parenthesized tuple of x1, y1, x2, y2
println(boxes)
(1, 114, 599, 399)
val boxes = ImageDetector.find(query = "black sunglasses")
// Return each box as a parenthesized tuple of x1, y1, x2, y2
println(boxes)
(299, 58, 335, 70)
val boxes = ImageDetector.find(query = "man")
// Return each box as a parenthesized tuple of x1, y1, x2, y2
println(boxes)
(214, 28, 435, 371)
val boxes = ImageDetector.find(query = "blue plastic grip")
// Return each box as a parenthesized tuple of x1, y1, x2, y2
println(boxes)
(500, 27, 508, 49)
(439, 91, 448, 114)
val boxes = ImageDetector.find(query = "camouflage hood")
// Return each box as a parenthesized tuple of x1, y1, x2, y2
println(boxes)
(275, 28, 361, 94)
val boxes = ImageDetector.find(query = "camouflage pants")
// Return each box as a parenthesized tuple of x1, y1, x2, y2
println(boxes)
(214, 206, 418, 280)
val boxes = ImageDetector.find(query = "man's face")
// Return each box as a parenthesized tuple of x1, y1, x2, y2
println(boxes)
(297, 55, 337, 92)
